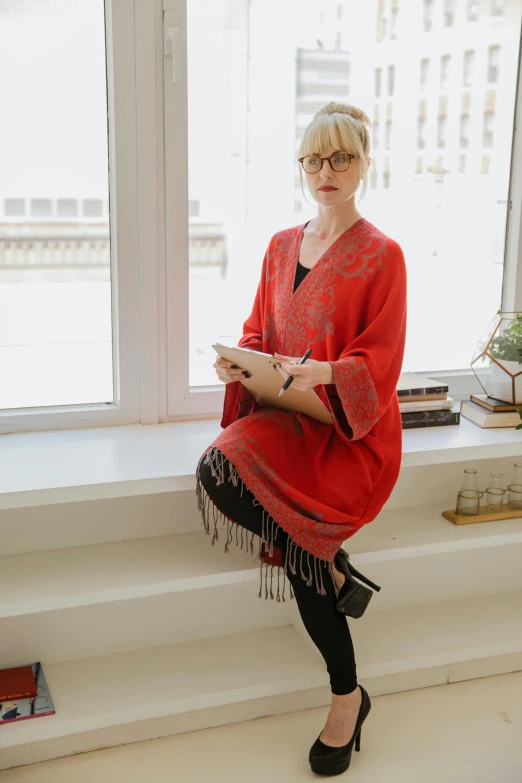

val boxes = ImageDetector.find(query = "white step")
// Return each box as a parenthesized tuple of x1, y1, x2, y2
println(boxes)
(0, 626, 325, 770)
(2, 503, 522, 664)
(347, 501, 522, 611)
(2, 671, 521, 783)
(2, 591, 522, 770)
(0, 488, 200, 556)
(0, 531, 291, 667)
(2, 415, 522, 511)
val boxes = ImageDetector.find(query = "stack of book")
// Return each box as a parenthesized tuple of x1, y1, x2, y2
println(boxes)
(0, 662, 55, 725)
(460, 394, 522, 429)
(397, 372, 459, 429)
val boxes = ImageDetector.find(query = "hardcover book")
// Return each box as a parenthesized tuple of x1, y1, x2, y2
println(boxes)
(460, 399, 522, 429)
(470, 394, 522, 413)
(0, 663, 55, 725)
(0, 665, 36, 702)
(399, 397, 454, 414)
(397, 372, 449, 398)
(401, 409, 460, 429)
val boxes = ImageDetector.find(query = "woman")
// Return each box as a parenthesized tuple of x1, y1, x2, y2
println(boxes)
(196, 102, 407, 776)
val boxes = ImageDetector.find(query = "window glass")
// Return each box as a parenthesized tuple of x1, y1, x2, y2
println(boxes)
(186, 0, 521, 383)
(0, 0, 112, 409)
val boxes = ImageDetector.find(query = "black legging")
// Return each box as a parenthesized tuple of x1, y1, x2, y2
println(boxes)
(197, 454, 357, 695)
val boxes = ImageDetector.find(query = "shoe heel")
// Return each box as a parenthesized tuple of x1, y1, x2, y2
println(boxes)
(347, 563, 381, 592)
(355, 728, 362, 752)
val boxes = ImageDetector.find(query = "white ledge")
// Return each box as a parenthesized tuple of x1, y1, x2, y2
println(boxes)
(1, 408, 522, 509)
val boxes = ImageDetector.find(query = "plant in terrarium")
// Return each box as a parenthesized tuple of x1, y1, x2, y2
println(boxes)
(487, 312, 522, 425)
(472, 311, 522, 413)
(489, 314, 522, 363)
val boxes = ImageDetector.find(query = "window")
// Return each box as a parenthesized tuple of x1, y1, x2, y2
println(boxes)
(385, 120, 392, 149)
(378, 9, 388, 39)
(467, 0, 480, 21)
(460, 114, 470, 147)
(0, 0, 138, 427)
(491, 0, 504, 15)
(82, 199, 104, 218)
(444, 0, 456, 26)
(420, 58, 430, 91)
(488, 45, 500, 83)
(481, 154, 491, 174)
(417, 117, 427, 148)
(483, 112, 495, 146)
(335, 31, 342, 49)
(458, 154, 467, 173)
(5, 0, 522, 430)
(387, 65, 395, 96)
(373, 121, 380, 149)
(4, 198, 25, 217)
(463, 50, 475, 85)
(375, 67, 382, 97)
(337, 3, 343, 20)
(423, 0, 434, 32)
(437, 116, 447, 148)
(440, 54, 451, 90)
(170, 0, 522, 406)
(391, 7, 399, 38)
(416, 156, 423, 174)
(57, 199, 78, 218)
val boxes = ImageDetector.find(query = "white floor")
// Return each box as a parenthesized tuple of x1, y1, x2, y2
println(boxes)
(3, 671, 521, 783)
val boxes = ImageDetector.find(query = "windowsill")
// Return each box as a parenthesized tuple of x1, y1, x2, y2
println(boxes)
(1, 403, 522, 509)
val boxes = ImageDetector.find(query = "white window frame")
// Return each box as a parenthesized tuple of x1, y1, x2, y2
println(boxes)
(0, 0, 142, 434)
(3, 0, 522, 432)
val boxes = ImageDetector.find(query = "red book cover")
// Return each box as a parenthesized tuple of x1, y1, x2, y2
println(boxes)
(1, 662, 55, 725)
(0, 665, 37, 702)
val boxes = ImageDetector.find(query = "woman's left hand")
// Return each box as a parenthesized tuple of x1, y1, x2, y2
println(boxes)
(272, 353, 331, 392)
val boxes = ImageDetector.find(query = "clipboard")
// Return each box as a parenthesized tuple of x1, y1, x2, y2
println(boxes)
(213, 343, 334, 425)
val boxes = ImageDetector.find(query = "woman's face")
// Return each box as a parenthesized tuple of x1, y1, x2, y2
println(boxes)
(302, 145, 365, 206)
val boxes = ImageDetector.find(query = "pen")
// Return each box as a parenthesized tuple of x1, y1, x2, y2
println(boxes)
(278, 348, 312, 397)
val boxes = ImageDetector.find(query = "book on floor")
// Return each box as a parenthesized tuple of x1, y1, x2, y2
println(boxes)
(397, 372, 449, 399)
(460, 399, 522, 429)
(0, 663, 55, 725)
(0, 664, 37, 702)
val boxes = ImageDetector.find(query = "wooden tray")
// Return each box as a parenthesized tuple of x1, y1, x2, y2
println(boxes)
(442, 504, 522, 525)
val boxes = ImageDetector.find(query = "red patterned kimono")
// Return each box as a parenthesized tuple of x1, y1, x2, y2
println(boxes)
(196, 217, 407, 599)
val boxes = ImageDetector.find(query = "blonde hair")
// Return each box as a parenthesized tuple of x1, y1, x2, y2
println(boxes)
(298, 102, 372, 203)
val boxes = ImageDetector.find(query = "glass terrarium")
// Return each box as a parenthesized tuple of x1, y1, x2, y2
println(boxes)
(471, 312, 522, 404)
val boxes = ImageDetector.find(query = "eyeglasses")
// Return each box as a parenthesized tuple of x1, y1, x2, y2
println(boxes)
(298, 152, 359, 174)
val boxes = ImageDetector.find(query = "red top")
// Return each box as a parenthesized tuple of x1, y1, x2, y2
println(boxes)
(204, 217, 407, 566)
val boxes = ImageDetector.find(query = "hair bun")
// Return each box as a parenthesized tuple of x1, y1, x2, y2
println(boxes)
(317, 102, 370, 126)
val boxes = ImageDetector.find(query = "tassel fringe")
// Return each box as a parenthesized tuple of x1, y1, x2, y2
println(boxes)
(196, 447, 336, 602)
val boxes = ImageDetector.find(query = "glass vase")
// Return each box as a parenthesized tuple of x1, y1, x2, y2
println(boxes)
(486, 472, 504, 513)
(456, 469, 482, 516)
(507, 463, 522, 509)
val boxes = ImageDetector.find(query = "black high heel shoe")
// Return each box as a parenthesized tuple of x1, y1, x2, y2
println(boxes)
(333, 549, 381, 618)
(309, 684, 372, 776)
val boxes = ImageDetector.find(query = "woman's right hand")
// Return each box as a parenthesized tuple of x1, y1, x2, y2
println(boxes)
(213, 356, 252, 384)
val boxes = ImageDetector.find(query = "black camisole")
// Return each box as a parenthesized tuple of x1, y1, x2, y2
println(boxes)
(293, 260, 311, 293)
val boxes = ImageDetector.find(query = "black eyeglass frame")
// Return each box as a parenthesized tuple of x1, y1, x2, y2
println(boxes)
(298, 152, 360, 173)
